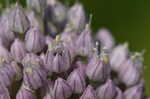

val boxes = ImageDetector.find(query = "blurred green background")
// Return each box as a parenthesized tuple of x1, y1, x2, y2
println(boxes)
(0, 0, 150, 95)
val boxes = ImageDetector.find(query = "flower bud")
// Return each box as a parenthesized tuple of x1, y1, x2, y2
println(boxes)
(23, 64, 47, 90)
(16, 85, 36, 99)
(115, 87, 124, 99)
(76, 24, 93, 57)
(80, 85, 96, 99)
(53, 78, 72, 99)
(52, 48, 71, 73)
(25, 27, 46, 53)
(67, 69, 86, 94)
(96, 79, 117, 99)
(0, 62, 14, 86)
(0, 10, 15, 48)
(118, 58, 140, 87)
(61, 29, 79, 59)
(124, 83, 144, 99)
(86, 48, 111, 82)
(10, 39, 27, 62)
(110, 43, 129, 72)
(26, 10, 44, 32)
(26, 0, 46, 13)
(67, 2, 86, 32)
(22, 53, 44, 68)
(0, 84, 10, 99)
(9, 3, 29, 34)
(0, 44, 12, 62)
(96, 28, 115, 49)
(45, 0, 67, 28)
(45, 37, 71, 73)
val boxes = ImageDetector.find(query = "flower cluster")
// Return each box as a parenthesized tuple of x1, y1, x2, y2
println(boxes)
(0, 0, 149, 99)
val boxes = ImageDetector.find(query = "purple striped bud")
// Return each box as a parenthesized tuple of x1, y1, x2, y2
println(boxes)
(0, 11, 15, 48)
(45, 37, 71, 73)
(86, 48, 111, 82)
(67, 69, 86, 94)
(96, 79, 117, 99)
(9, 3, 29, 34)
(61, 29, 78, 59)
(67, 2, 86, 32)
(11, 39, 27, 62)
(76, 24, 93, 57)
(26, 0, 46, 13)
(25, 27, 46, 53)
(22, 53, 43, 68)
(110, 43, 129, 72)
(0, 84, 10, 99)
(124, 83, 144, 99)
(80, 85, 96, 99)
(118, 58, 140, 87)
(23, 64, 47, 90)
(0, 62, 14, 86)
(52, 48, 71, 73)
(53, 78, 72, 99)
(0, 44, 12, 62)
(96, 28, 115, 49)
(115, 87, 124, 99)
(26, 10, 44, 32)
(46, 0, 67, 27)
(16, 85, 36, 99)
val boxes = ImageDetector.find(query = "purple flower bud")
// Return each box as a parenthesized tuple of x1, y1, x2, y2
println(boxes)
(124, 83, 144, 99)
(26, 0, 46, 13)
(22, 53, 44, 68)
(53, 78, 72, 99)
(0, 11, 15, 48)
(10, 39, 27, 62)
(45, 37, 71, 73)
(118, 58, 140, 87)
(96, 28, 115, 49)
(0, 62, 14, 86)
(86, 48, 111, 82)
(26, 10, 44, 32)
(110, 43, 129, 72)
(46, 0, 67, 26)
(96, 79, 117, 99)
(0, 44, 12, 62)
(76, 24, 93, 57)
(25, 27, 46, 53)
(16, 85, 36, 99)
(115, 87, 124, 99)
(0, 84, 10, 99)
(52, 48, 71, 73)
(80, 85, 96, 99)
(9, 3, 29, 34)
(61, 29, 78, 59)
(67, 69, 86, 94)
(23, 63, 47, 90)
(67, 2, 86, 32)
